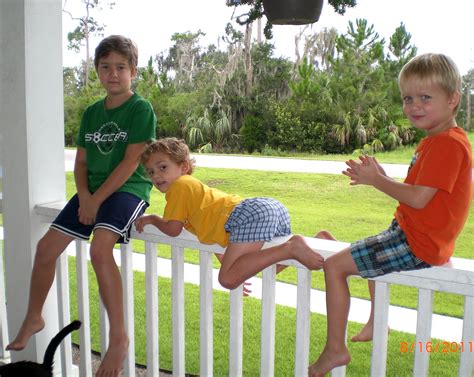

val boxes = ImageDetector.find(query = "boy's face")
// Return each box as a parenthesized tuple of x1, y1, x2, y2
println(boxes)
(97, 51, 136, 97)
(400, 79, 460, 136)
(144, 152, 189, 193)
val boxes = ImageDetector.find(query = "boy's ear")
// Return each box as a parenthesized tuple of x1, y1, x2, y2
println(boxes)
(131, 66, 138, 79)
(180, 161, 190, 175)
(448, 91, 461, 109)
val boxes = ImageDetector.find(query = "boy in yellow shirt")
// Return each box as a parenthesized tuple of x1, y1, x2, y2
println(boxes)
(135, 137, 324, 289)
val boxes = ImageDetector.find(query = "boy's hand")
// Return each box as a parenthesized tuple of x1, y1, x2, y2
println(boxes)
(77, 194, 99, 225)
(134, 214, 159, 233)
(343, 156, 380, 186)
(360, 155, 386, 176)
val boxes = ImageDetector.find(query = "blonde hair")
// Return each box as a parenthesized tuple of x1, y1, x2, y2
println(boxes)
(141, 138, 196, 175)
(398, 53, 462, 113)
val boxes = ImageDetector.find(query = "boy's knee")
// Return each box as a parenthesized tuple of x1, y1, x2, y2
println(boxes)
(218, 271, 239, 290)
(322, 255, 339, 273)
(35, 237, 58, 265)
(89, 247, 111, 267)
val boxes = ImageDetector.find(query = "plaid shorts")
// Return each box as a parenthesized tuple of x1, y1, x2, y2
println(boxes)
(224, 197, 291, 243)
(51, 192, 148, 244)
(351, 219, 431, 278)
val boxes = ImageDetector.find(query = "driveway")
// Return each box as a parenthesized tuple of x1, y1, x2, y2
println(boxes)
(64, 149, 408, 177)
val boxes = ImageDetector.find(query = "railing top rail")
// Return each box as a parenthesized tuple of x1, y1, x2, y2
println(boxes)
(35, 201, 474, 289)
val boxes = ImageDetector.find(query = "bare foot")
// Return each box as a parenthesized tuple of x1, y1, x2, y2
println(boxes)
(6, 316, 45, 351)
(95, 334, 129, 377)
(351, 323, 390, 342)
(351, 321, 373, 342)
(314, 230, 336, 241)
(308, 347, 351, 377)
(243, 281, 252, 297)
(287, 235, 324, 270)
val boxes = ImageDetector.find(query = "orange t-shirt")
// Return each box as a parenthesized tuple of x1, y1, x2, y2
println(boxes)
(395, 127, 472, 265)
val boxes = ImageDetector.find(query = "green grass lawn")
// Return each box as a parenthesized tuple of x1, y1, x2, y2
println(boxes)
(68, 257, 462, 376)
(62, 134, 473, 375)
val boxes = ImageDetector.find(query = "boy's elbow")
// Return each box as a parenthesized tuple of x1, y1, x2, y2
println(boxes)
(167, 229, 181, 237)
(410, 196, 431, 209)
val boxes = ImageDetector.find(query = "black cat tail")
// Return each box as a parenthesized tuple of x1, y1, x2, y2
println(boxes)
(42, 320, 82, 371)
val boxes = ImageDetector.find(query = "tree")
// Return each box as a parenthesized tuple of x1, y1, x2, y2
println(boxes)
(294, 26, 338, 72)
(63, 0, 115, 85)
(461, 69, 473, 131)
(162, 31, 206, 90)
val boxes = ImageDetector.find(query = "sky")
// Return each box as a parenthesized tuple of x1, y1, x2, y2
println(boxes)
(62, 0, 473, 75)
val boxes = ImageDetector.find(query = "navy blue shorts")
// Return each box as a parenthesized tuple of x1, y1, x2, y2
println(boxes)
(51, 192, 148, 244)
(224, 197, 291, 243)
(351, 219, 431, 278)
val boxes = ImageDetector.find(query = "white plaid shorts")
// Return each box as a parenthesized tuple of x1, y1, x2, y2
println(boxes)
(224, 197, 291, 243)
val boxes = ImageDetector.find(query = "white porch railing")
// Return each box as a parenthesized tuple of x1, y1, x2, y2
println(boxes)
(0, 201, 473, 376)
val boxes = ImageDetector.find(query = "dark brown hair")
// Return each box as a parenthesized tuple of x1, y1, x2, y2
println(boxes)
(94, 35, 138, 71)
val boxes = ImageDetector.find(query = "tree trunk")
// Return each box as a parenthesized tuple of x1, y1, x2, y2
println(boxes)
(466, 75, 472, 131)
(244, 22, 253, 96)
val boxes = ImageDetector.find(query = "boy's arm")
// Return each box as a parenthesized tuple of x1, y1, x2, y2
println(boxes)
(76, 142, 148, 224)
(344, 156, 437, 209)
(74, 147, 95, 225)
(91, 142, 148, 205)
(135, 214, 184, 237)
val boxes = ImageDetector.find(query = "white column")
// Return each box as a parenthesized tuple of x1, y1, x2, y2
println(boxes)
(0, 0, 65, 363)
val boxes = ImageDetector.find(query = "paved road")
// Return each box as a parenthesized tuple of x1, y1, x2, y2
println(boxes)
(64, 149, 409, 177)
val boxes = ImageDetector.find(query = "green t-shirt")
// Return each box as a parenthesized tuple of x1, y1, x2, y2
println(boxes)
(76, 93, 156, 203)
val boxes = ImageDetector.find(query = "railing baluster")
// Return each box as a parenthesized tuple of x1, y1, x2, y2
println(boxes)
(331, 278, 350, 377)
(121, 243, 135, 377)
(146, 241, 159, 376)
(199, 250, 213, 377)
(371, 281, 390, 376)
(0, 238, 9, 361)
(56, 252, 73, 376)
(76, 240, 92, 376)
(261, 264, 276, 376)
(413, 288, 433, 376)
(295, 268, 311, 377)
(229, 285, 243, 377)
(172, 246, 185, 377)
(459, 295, 474, 376)
(99, 298, 109, 364)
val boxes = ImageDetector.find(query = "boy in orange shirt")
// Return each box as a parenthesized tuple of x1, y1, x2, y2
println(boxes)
(309, 53, 472, 376)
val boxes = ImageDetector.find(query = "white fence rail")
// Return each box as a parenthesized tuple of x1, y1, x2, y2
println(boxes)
(0, 201, 473, 376)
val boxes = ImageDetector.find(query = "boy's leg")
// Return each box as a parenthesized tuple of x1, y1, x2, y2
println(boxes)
(218, 235, 323, 290)
(351, 280, 377, 342)
(7, 229, 73, 350)
(314, 231, 376, 343)
(89, 228, 127, 377)
(313, 231, 379, 342)
(308, 247, 359, 377)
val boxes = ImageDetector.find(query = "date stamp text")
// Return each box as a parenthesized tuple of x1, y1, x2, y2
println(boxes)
(400, 341, 473, 354)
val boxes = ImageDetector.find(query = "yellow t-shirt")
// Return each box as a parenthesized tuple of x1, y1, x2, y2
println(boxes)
(163, 175, 243, 247)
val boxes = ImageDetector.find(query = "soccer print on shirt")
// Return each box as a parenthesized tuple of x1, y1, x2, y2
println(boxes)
(84, 122, 128, 154)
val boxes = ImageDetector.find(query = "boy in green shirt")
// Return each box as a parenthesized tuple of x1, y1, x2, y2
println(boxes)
(7, 35, 156, 377)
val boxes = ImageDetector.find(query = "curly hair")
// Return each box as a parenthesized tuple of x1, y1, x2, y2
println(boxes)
(141, 138, 196, 175)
